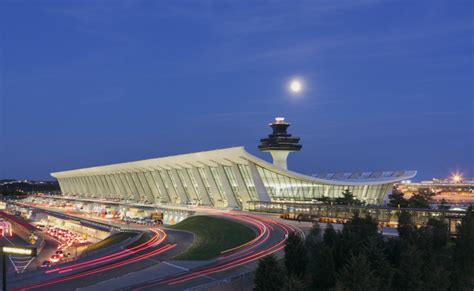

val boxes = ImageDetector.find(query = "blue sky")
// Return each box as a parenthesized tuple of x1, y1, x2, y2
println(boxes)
(1, 0, 472, 181)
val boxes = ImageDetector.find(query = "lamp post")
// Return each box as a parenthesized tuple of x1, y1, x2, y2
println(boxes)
(1, 246, 37, 291)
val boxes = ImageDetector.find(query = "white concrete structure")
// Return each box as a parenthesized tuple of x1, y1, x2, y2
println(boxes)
(51, 147, 416, 209)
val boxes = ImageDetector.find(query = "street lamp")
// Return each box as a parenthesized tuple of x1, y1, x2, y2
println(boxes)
(452, 173, 462, 183)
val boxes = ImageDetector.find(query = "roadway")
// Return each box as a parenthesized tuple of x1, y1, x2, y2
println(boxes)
(123, 212, 300, 291)
(7, 204, 301, 291)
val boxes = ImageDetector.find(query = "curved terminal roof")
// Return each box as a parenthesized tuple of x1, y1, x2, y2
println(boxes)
(51, 146, 416, 186)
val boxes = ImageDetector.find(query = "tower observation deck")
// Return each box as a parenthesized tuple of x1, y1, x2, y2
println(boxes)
(258, 117, 302, 169)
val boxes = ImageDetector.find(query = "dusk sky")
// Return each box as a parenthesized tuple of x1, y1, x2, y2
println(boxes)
(1, 0, 472, 181)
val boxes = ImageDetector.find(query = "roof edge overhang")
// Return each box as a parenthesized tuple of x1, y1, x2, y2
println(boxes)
(51, 146, 417, 186)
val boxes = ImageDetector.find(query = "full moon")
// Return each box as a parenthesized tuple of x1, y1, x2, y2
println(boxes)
(289, 79, 302, 93)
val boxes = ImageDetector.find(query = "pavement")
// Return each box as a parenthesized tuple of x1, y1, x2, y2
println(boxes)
(5, 205, 300, 291)
(78, 212, 298, 291)
(8, 228, 193, 291)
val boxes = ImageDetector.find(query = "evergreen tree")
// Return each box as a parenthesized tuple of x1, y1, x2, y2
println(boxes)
(451, 206, 474, 290)
(335, 252, 380, 291)
(438, 198, 450, 210)
(363, 237, 394, 290)
(336, 189, 363, 205)
(387, 188, 408, 208)
(305, 223, 321, 255)
(323, 223, 337, 247)
(397, 211, 416, 241)
(425, 218, 448, 249)
(284, 232, 307, 278)
(311, 244, 336, 290)
(283, 274, 305, 291)
(254, 255, 284, 291)
(408, 188, 434, 209)
(392, 244, 424, 290)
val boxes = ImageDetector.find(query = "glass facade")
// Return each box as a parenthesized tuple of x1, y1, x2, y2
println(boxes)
(210, 167, 226, 200)
(197, 167, 214, 203)
(223, 166, 241, 202)
(237, 164, 258, 200)
(186, 168, 201, 201)
(256, 165, 390, 204)
(176, 169, 192, 201)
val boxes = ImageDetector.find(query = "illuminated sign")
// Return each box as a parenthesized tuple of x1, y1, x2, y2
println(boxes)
(2, 246, 37, 256)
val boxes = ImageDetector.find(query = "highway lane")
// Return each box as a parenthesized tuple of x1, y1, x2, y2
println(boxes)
(9, 203, 300, 291)
(136, 213, 299, 291)
(94, 212, 301, 291)
(11, 227, 191, 291)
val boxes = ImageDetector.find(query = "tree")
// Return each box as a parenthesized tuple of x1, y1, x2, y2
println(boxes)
(451, 206, 474, 290)
(254, 255, 284, 291)
(425, 218, 448, 249)
(323, 223, 337, 247)
(438, 198, 450, 210)
(316, 196, 332, 204)
(397, 211, 416, 241)
(392, 244, 424, 290)
(335, 252, 380, 291)
(284, 232, 307, 278)
(335, 189, 364, 205)
(283, 274, 305, 291)
(387, 188, 408, 208)
(305, 223, 321, 254)
(408, 188, 434, 209)
(310, 244, 336, 290)
(363, 237, 394, 290)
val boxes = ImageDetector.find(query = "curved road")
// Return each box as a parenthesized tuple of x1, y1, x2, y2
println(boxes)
(12, 211, 299, 291)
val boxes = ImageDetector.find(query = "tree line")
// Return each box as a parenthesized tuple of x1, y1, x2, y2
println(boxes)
(254, 206, 474, 290)
(0, 181, 60, 196)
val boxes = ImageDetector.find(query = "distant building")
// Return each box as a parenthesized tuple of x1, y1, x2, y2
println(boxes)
(397, 177, 474, 204)
(51, 118, 416, 209)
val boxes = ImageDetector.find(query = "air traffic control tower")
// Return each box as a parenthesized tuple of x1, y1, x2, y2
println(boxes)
(258, 117, 302, 170)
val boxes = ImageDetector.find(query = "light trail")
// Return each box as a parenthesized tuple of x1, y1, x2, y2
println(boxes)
(20, 243, 176, 290)
(46, 228, 165, 274)
(132, 213, 297, 290)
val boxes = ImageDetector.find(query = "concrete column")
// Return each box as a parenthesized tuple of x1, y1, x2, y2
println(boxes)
(248, 162, 271, 202)
(122, 172, 140, 202)
(70, 177, 81, 195)
(75, 177, 86, 196)
(170, 169, 189, 204)
(136, 171, 155, 203)
(191, 167, 212, 206)
(84, 176, 95, 197)
(110, 173, 126, 200)
(143, 171, 162, 203)
(98, 175, 111, 199)
(231, 163, 252, 206)
(204, 166, 224, 202)
(151, 170, 172, 203)
(76, 177, 87, 197)
(86, 176, 99, 198)
(217, 165, 240, 208)
(93, 175, 105, 198)
(161, 169, 180, 204)
(116, 173, 134, 201)
(57, 179, 66, 194)
(131, 171, 149, 203)
(106, 174, 120, 199)
(60, 178, 70, 194)
(182, 168, 200, 203)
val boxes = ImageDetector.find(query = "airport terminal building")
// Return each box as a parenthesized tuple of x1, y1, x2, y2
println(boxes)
(51, 118, 416, 209)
